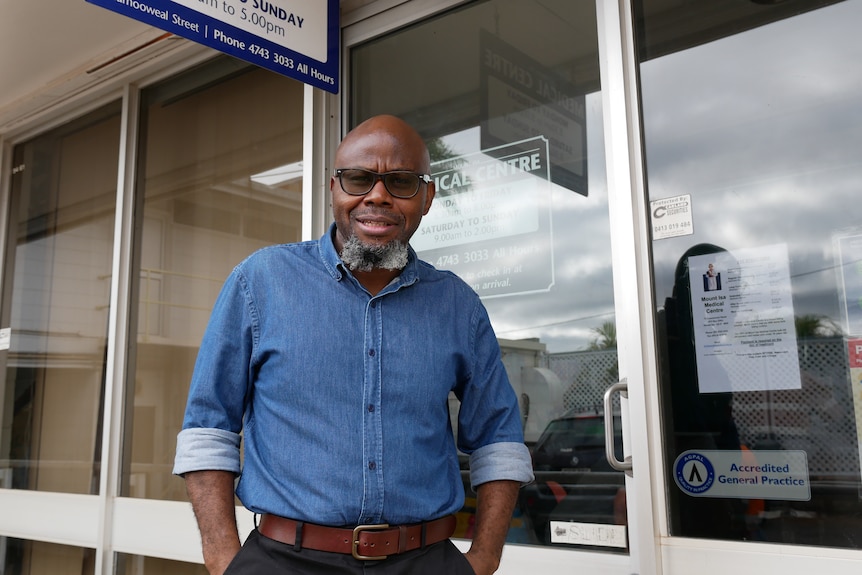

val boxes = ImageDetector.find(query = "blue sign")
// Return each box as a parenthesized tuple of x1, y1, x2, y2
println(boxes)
(86, 0, 339, 93)
(674, 451, 716, 495)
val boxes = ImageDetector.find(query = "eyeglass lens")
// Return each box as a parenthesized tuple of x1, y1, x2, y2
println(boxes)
(339, 169, 421, 198)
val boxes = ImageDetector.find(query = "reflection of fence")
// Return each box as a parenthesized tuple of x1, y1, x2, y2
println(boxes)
(550, 349, 619, 412)
(549, 338, 859, 479)
(731, 338, 858, 479)
(138, 267, 224, 341)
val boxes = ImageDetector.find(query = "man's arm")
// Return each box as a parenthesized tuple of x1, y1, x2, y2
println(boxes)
(184, 470, 242, 575)
(464, 479, 520, 575)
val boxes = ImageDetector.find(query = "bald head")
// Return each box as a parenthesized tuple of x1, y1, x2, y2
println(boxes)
(335, 115, 431, 174)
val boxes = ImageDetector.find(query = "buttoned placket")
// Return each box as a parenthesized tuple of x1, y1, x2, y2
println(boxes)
(359, 293, 385, 524)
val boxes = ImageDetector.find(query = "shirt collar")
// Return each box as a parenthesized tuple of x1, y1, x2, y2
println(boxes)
(317, 223, 420, 288)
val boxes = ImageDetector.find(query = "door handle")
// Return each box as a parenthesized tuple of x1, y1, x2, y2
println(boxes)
(603, 380, 633, 473)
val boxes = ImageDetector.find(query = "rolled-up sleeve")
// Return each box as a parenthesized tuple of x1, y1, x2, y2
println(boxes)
(173, 427, 242, 476)
(456, 299, 535, 491)
(173, 266, 255, 477)
(468, 441, 534, 490)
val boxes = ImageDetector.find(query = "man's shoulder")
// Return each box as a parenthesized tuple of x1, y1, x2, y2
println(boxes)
(235, 240, 322, 276)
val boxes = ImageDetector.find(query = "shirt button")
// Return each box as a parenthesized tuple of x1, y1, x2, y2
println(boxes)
(368, 349, 375, 357)
(368, 404, 375, 412)
(368, 461, 376, 470)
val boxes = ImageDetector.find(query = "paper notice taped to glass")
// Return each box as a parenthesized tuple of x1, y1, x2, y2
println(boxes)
(549, 521, 627, 548)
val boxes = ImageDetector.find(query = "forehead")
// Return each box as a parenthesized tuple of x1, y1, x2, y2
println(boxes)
(336, 128, 429, 171)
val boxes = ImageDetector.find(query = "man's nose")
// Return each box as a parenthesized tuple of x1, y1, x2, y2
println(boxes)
(363, 177, 392, 203)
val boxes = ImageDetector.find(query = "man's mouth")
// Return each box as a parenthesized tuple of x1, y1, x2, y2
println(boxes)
(354, 213, 400, 234)
(358, 219, 393, 228)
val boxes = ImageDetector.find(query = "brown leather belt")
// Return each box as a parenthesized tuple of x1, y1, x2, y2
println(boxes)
(257, 514, 456, 560)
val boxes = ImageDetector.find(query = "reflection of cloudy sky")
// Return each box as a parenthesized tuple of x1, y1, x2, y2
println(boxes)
(420, 93, 614, 353)
(642, 1, 862, 333)
(411, 2, 862, 352)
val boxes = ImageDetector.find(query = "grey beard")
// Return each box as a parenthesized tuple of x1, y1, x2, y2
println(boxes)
(340, 235, 409, 272)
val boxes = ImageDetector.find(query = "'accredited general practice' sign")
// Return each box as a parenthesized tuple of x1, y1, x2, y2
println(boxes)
(86, 0, 339, 93)
(674, 450, 810, 501)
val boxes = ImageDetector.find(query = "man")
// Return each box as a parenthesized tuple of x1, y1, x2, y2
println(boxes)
(173, 115, 534, 574)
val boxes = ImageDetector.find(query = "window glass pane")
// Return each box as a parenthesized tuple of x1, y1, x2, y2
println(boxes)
(352, 0, 625, 550)
(639, 0, 862, 548)
(116, 553, 207, 575)
(0, 103, 120, 494)
(124, 56, 303, 500)
(1, 537, 95, 574)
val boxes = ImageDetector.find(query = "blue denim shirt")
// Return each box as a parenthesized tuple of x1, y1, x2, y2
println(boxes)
(173, 225, 533, 526)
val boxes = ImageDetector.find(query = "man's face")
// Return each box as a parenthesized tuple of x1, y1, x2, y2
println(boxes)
(330, 121, 435, 255)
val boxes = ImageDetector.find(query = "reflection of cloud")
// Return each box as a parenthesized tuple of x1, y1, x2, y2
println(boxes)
(643, 2, 862, 324)
(479, 180, 615, 353)
(421, 95, 613, 353)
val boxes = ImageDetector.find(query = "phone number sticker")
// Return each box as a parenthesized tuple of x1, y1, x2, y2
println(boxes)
(650, 194, 694, 240)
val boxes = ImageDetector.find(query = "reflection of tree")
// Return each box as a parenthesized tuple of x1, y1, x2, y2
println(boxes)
(794, 314, 842, 338)
(586, 320, 619, 384)
(587, 320, 617, 350)
(426, 137, 470, 197)
(427, 137, 459, 163)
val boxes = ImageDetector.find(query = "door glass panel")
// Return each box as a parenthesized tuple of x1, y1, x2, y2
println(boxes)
(124, 56, 303, 500)
(0, 102, 121, 494)
(351, 0, 626, 551)
(638, 0, 862, 548)
(2, 538, 95, 575)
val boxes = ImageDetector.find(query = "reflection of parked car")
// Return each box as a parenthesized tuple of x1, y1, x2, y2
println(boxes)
(531, 408, 622, 472)
(520, 408, 628, 549)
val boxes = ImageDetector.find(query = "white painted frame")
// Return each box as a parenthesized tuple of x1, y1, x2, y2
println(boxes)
(342, 0, 654, 573)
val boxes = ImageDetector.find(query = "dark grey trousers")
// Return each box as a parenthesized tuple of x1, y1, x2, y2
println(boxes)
(223, 529, 476, 574)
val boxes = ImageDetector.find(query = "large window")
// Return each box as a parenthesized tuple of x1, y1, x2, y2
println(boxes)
(123, 56, 304, 500)
(352, 0, 626, 551)
(639, 0, 862, 548)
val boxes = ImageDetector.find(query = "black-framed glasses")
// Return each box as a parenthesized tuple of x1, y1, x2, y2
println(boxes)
(335, 169, 432, 199)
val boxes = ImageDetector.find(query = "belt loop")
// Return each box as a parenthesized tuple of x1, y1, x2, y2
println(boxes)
(420, 522, 427, 550)
(293, 521, 304, 551)
(253, 513, 260, 529)
(398, 525, 408, 554)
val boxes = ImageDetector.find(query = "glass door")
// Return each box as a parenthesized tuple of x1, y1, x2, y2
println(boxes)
(345, 1, 656, 572)
(637, 0, 862, 571)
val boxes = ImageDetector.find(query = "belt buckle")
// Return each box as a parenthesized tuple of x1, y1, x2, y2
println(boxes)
(352, 523, 390, 560)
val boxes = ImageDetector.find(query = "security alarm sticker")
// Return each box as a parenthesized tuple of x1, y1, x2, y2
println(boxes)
(650, 194, 693, 240)
(674, 450, 810, 501)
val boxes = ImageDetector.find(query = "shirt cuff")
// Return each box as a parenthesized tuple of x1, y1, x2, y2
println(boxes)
(468, 442, 535, 491)
(173, 427, 242, 476)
